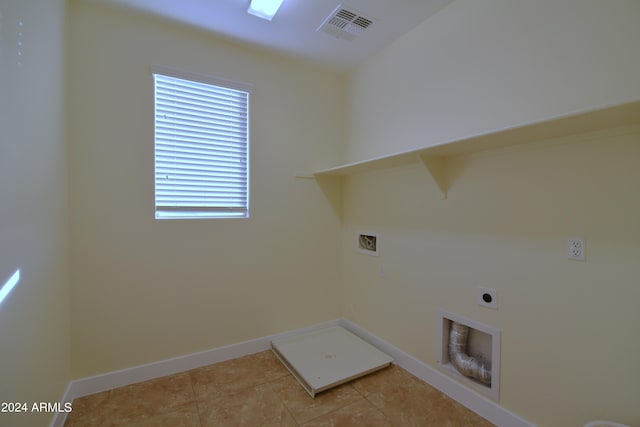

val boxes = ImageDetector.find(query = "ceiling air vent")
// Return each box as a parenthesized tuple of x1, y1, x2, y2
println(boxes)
(317, 5, 375, 41)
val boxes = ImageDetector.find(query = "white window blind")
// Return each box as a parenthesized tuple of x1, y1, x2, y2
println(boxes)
(152, 66, 251, 219)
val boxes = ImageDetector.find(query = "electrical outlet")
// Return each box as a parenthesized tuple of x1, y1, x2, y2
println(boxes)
(478, 287, 497, 309)
(567, 237, 585, 261)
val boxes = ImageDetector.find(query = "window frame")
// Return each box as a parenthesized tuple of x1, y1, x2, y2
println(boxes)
(151, 64, 252, 220)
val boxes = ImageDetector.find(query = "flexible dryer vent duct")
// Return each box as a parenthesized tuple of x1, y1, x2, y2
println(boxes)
(448, 322, 492, 386)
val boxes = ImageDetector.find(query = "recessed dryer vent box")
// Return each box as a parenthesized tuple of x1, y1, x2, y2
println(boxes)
(357, 232, 379, 255)
(437, 310, 501, 401)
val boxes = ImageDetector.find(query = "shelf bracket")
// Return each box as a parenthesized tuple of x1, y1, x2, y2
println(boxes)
(295, 173, 316, 179)
(420, 155, 449, 200)
(314, 174, 344, 221)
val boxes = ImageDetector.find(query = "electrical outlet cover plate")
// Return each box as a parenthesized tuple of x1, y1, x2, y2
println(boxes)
(567, 237, 585, 261)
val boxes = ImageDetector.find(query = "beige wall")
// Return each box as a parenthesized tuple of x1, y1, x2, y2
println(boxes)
(67, 2, 345, 377)
(343, 128, 640, 426)
(4, 1, 636, 426)
(346, 0, 640, 163)
(343, 1, 640, 426)
(0, 0, 70, 426)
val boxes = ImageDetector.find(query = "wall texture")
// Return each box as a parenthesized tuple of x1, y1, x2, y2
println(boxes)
(4, 2, 637, 426)
(342, 1, 640, 426)
(67, 2, 345, 377)
(343, 128, 640, 426)
(0, 0, 70, 426)
(346, 0, 640, 163)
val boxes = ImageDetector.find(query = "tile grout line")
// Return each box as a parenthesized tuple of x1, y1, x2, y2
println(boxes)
(266, 377, 301, 426)
(352, 374, 396, 426)
(362, 393, 394, 426)
(185, 372, 205, 427)
(297, 387, 368, 427)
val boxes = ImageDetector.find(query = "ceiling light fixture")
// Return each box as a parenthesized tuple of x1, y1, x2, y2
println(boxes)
(247, 0, 285, 21)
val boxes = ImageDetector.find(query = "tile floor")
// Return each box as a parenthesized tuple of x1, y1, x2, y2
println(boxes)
(64, 350, 495, 426)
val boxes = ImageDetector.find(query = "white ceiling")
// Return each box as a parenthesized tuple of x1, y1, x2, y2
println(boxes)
(82, 0, 453, 70)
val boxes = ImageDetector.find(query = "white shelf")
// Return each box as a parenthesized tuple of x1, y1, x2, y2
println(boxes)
(311, 100, 640, 197)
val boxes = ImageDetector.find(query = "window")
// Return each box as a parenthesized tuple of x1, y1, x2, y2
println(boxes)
(152, 65, 251, 219)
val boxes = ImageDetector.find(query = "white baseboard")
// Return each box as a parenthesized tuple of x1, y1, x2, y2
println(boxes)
(338, 318, 535, 427)
(50, 319, 340, 427)
(51, 317, 534, 427)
